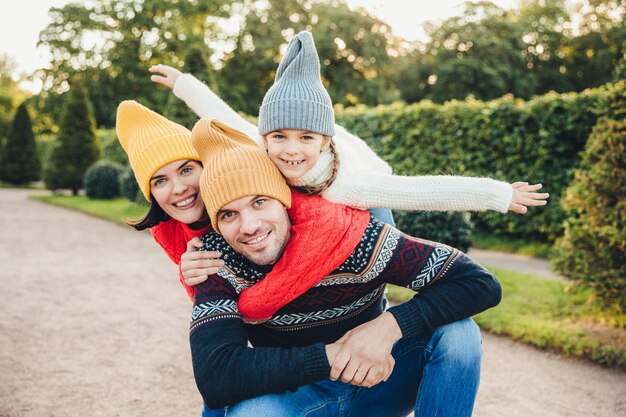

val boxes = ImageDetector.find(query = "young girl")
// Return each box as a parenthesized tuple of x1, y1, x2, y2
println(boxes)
(150, 32, 547, 221)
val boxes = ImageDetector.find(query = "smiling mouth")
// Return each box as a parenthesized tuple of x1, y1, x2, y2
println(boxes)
(173, 194, 197, 209)
(244, 232, 270, 245)
(281, 159, 304, 166)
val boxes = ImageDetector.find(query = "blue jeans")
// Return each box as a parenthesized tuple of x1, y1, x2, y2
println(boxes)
(203, 318, 482, 417)
(368, 207, 396, 227)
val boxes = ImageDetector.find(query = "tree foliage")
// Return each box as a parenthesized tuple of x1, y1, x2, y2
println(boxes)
(552, 80, 626, 310)
(0, 103, 41, 184)
(44, 81, 100, 194)
(0, 55, 30, 147)
(31, 0, 626, 128)
(395, 0, 625, 103)
(37, 0, 233, 126)
(165, 46, 219, 128)
(216, 0, 400, 115)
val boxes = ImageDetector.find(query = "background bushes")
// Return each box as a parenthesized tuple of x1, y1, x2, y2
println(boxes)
(552, 80, 626, 310)
(336, 85, 608, 242)
(83, 160, 123, 199)
(393, 211, 473, 252)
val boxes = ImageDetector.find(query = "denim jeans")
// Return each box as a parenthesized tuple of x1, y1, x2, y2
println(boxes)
(368, 207, 396, 227)
(202, 318, 482, 417)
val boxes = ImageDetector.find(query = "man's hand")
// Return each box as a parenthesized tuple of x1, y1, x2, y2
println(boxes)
(149, 64, 183, 89)
(329, 312, 402, 387)
(181, 237, 224, 287)
(508, 182, 549, 214)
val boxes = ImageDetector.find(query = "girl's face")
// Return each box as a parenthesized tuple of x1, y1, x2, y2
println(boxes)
(263, 129, 330, 180)
(150, 159, 209, 225)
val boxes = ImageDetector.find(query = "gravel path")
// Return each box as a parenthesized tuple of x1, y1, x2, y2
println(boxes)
(1, 188, 624, 417)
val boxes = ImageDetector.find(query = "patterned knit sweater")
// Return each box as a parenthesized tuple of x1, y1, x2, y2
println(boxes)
(174, 73, 513, 213)
(190, 218, 502, 409)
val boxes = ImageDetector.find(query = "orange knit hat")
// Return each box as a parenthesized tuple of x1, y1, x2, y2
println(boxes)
(191, 118, 292, 233)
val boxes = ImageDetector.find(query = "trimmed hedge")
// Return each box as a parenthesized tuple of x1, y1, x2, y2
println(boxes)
(336, 85, 612, 242)
(393, 211, 472, 252)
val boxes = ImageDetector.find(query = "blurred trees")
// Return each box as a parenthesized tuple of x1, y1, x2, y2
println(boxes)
(164, 46, 219, 129)
(395, 0, 625, 103)
(0, 55, 30, 148)
(37, 0, 233, 126)
(0, 103, 40, 184)
(44, 81, 100, 194)
(216, 0, 400, 114)
(28, 0, 625, 129)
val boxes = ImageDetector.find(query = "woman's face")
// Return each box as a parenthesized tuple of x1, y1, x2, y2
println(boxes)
(150, 159, 208, 224)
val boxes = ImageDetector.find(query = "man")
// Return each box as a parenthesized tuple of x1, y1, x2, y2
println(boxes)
(189, 118, 502, 417)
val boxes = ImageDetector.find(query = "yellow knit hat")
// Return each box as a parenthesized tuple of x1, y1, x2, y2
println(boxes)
(115, 100, 200, 200)
(191, 118, 292, 234)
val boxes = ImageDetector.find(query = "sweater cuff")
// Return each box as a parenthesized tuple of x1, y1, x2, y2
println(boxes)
(387, 302, 428, 339)
(300, 342, 331, 380)
(489, 180, 513, 213)
(173, 73, 201, 100)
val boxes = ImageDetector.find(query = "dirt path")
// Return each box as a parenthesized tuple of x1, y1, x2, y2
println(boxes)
(1, 188, 624, 417)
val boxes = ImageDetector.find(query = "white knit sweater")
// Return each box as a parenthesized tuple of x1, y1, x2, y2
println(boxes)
(174, 74, 513, 213)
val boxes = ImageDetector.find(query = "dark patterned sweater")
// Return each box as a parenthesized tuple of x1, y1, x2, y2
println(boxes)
(190, 219, 502, 409)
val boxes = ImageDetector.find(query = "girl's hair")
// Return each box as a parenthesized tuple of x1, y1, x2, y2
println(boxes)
(127, 196, 171, 231)
(293, 137, 340, 196)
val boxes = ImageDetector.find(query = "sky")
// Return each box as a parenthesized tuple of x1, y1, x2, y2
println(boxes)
(1, 0, 518, 90)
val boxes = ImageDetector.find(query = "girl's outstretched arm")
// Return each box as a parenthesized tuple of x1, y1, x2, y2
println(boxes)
(150, 64, 260, 143)
(150, 65, 394, 176)
(323, 170, 548, 214)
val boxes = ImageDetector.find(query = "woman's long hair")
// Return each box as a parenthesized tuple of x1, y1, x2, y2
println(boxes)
(127, 197, 171, 231)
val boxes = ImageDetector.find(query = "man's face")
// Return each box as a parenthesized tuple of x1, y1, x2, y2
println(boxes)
(217, 195, 291, 265)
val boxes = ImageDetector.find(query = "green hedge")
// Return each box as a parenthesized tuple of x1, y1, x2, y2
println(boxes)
(336, 85, 613, 241)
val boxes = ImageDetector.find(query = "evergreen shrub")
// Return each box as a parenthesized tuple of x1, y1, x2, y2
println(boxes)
(44, 81, 100, 194)
(83, 160, 122, 199)
(552, 81, 626, 310)
(393, 211, 473, 252)
(0, 103, 41, 184)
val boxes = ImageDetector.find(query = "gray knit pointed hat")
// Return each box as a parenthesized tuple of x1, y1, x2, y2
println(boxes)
(258, 31, 335, 136)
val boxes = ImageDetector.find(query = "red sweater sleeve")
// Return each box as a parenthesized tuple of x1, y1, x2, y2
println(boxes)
(237, 190, 371, 320)
(151, 220, 196, 302)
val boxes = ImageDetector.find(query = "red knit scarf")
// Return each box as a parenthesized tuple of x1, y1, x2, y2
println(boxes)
(237, 190, 371, 321)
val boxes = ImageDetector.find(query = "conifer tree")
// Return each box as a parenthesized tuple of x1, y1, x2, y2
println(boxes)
(165, 46, 219, 129)
(44, 81, 100, 194)
(0, 102, 40, 184)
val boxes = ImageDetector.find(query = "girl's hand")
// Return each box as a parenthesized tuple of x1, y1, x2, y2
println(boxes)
(508, 182, 550, 214)
(180, 237, 224, 287)
(149, 64, 183, 89)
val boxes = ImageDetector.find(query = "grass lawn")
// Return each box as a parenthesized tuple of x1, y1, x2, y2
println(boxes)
(387, 269, 625, 369)
(31, 194, 148, 226)
(32, 193, 626, 370)
(470, 231, 553, 259)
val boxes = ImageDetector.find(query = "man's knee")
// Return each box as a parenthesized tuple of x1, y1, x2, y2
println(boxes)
(225, 395, 292, 417)
(431, 318, 482, 367)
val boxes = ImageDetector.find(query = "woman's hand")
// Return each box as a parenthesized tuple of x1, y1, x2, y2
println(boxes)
(180, 237, 224, 287)
(149, 64, 183, 90)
